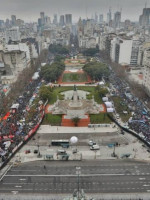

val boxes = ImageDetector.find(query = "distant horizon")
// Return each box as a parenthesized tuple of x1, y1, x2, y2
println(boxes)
(0, 0, 149, 23)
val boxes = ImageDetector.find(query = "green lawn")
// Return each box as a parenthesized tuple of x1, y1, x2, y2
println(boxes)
(62, 73, 88, 82)
(111, 96, 131, 122)
(48, 86, 108, 105)
(90, 114, 112, 124)
(43, 114, 62, 126)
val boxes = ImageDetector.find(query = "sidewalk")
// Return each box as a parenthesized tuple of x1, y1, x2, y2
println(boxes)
(37, 125, 118, 134)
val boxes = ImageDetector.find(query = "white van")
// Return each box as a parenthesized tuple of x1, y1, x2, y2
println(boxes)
(90, 145, 100, 150)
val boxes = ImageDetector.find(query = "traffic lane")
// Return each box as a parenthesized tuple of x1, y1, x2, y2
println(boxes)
(3, 174, 150, 183)
(1, 176, 150, 193)
(6, 165, 150, 176)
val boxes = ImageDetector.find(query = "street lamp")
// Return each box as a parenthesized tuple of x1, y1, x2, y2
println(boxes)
(76, 166, 81, 200)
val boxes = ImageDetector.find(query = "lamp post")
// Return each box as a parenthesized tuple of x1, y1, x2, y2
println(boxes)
(76, 166, 81, 200)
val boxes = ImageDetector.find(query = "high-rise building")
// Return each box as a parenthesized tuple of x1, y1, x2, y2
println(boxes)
(5, 27, 21, 43)
(53, 14, 58, 25)
(59, 15, 65, 26)
(95, 13, 98, 23)
(40, 12, 45, 25)
(40, 12, 45, 19)
(139, 8, 150, 26)
(11, 15, 16, 26)
(114, 11, 121, 28)
(65, 14, 72, 25)
(107, 9, 112, 24)
(99, 14, 104, 23)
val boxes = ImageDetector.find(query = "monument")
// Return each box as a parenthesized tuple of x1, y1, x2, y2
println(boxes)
(48, 86, 104, 119)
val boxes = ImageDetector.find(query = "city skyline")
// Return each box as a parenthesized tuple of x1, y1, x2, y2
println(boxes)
(0, 0, 149, 22)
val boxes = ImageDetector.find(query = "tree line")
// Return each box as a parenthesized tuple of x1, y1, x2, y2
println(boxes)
(83, 61, 109, 81)
(49, 44, 69, 55)
(40, 61, 65, 82)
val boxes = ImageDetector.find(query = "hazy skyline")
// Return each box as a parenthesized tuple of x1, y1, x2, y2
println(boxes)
(0, 0, 149, 22)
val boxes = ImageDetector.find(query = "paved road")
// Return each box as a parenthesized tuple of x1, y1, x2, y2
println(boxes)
(1, 160, 150, 196)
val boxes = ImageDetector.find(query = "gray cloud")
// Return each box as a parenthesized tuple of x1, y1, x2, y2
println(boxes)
(0, 0, 149, 22)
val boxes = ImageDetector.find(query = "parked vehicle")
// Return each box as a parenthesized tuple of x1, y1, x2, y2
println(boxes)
(88, 140, 96, 146)
(90, 145, 100, 150)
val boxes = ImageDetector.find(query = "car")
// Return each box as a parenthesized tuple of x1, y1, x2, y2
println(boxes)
(57, 150, 66, 155)
(88, 140, 96, 146)
(25, 150, 31, 154)
(72, 149, 77, 154)
(90, 145, 100, 150)
(34, 150, 38, 154)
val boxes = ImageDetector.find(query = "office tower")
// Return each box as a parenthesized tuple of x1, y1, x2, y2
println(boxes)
(53, 14, 58, 25)
(11, 15, 16, 26)
(107, 8, 112, 24)
(95, 13, 98, 23)
(59, 15, 65, 26)
(139, 8, 150, 26)
(65, 14, 72, 25)
(114, 11, 121, 28)
(99, 14, 104, 23)
(40, 12, 45, 25)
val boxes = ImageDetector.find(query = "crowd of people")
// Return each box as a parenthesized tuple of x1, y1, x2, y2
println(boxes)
(0, 76, 44, 167)
(109, 69, 150, 145)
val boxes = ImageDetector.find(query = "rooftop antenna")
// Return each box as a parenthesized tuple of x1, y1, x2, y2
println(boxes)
(85, 0, 88, 19)
(145, 1, 147, 8)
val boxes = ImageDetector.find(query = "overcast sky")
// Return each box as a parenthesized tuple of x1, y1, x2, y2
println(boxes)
(0, 0, 149, 22)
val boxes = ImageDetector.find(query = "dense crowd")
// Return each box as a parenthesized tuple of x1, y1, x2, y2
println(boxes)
(0, 77, 44, 166)
(109, 69, 150, 144)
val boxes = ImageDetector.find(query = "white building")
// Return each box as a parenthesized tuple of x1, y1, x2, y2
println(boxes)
(119, 39, 133, 65)
(143, 47, 150, 96)
(5, 27, 21, 43)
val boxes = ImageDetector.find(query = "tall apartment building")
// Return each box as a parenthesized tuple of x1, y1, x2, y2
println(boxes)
(143, 47, 150, 96)
(5, 27, 21, 43)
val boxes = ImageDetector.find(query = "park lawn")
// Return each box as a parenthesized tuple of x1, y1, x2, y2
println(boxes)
(49, 86, 73, 104)
(62, 73, 88, 82)
(111, 96, 131, 122)
(48, 86, 107, 105)
(90, 113, 112, 124)
(43, 114, 62, 126)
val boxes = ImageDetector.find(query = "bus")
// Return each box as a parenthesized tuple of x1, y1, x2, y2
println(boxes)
(51, 140, 70, 148)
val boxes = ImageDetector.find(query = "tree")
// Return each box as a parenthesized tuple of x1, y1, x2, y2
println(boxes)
(40, 61, 65, 82)
(71, 117, 80, 127)
(49, 44, 69, 55)
(82, 48, 99, 56)
(39, 86, 52, 101)
(83, 62, 109, 81)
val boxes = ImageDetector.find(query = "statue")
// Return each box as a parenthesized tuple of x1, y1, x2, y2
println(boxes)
(74, 85, 77, 91)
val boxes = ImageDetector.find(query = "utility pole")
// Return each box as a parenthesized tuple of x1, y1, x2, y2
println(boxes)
(76, 166, 81, 200)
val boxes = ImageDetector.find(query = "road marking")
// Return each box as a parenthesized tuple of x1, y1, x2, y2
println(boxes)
(11, 170, 36, 172)
(139, 178, 146, 180)
(19, 179, 26, 181)
(0, 164, 13, 182)
(143, 184, 150, 187)
(5, 173, 126, 177)
(11, 191, 18, 194)
(15, 186, 22, 188)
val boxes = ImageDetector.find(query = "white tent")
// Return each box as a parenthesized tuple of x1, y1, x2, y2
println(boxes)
(102, 97, 108, 102)
(98, 81, 105, 85)
(11, 103, 19, 109)
(32, 72, 39, 80)
(107, 108, 114, 113)
(105, 101, 113, 108)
